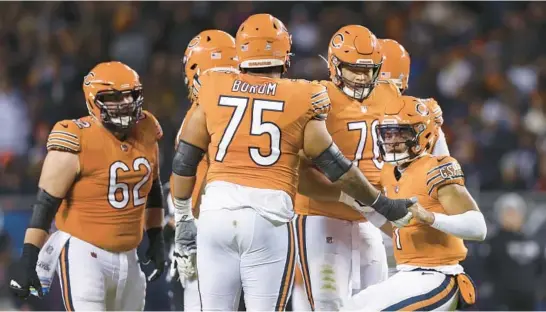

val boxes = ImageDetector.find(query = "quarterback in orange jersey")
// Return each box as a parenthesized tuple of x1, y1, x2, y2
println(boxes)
(9, 62, 166, 311)
(170, 14, 416, 311)
(292, 25, 404, 311)
(168, 29, 238, 312)
(342, 97, 487, 311)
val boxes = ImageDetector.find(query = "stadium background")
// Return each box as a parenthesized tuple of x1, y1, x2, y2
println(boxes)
(0, 1, 545, 310)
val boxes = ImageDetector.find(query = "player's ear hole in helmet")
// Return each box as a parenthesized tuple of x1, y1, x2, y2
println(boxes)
(376, 98, 437, 166)
(83, 61, 144, 134)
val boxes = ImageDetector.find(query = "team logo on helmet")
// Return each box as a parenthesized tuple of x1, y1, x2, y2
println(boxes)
(83, 72, 95, 86)
(416, 100, 429, 116)
(188, 36, 201, 49)
(331, 33, 344, 49)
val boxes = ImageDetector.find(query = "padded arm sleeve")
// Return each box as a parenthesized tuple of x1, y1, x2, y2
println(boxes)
(28, 189, 63, 232)
(311, 143, 353, 182)
(172, 140, 205, 177)
(146, 178, 164, 209)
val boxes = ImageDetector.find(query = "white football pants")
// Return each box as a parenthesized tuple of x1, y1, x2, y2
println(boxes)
(356, 221, 388, 291)
(57, 236, 146, 311)
(292, 215, 388, 311)
(196, 208, 296, 311)
(342, 270, 459, 311)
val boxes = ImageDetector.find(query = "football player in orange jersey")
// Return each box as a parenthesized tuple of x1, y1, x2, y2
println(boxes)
(292, 25, 405, 311)
(342, 97, 486, 311)
(375, 38, 451, 278)
(9, 62, 166, 310)
(168, 29, 238, 312)
(379, 38, 450, 156)
(170, 14, 416, 311)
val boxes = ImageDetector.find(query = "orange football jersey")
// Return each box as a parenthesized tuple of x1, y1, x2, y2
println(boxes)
(172, 104, 208, 218)
(197, 71, 331, 200)
(381, 155, 468, 266)
(294, 81, 401, 221)
(48, 111, 162, 252)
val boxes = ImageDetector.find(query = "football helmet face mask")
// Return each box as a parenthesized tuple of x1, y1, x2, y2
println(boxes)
(235, 13, 292, 73)
(328, 25, 383, 101)
(378, 39, 410, 93)
(83, 61, 143, 132)
(377, 97, 437, 166)
(183, 29, 238, 101)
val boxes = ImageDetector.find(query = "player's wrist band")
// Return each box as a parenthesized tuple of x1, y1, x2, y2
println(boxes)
(173, 197, 194, 222)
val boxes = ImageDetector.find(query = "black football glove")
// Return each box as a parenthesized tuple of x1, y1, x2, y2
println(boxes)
(144, 227, 166, 282)
(371, 195, 416, 223)
(9, 243, 43, 299)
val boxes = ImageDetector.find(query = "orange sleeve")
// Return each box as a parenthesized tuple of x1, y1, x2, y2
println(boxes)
(426, 156, 465, 199)
(142, 111, 163, 141)
(46, 120, 82, 153)
(309, 83, 331, 121)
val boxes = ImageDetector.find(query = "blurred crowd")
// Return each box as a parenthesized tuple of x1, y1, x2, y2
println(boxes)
(0, 1, 545, 194)
(0, 1, 546, 311)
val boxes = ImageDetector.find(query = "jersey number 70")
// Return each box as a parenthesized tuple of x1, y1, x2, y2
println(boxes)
(215, 96, 284, 166)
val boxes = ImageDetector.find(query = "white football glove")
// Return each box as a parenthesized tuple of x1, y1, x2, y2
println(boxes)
(170, 248, 197, 287)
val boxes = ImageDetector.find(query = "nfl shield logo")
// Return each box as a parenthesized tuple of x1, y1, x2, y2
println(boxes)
(395, 185, 399, 193)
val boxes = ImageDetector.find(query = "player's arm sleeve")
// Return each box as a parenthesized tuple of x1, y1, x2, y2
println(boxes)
(426, 156, 465, 199)
(432, 128, 450, 156)
(46, 120, 82, 153)
(309, 84, 331, 121)
(146, 141, 164, 209)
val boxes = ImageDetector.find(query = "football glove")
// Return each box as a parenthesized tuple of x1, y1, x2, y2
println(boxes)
(144, 227, 166, 282)
(9, 243, 43, 299)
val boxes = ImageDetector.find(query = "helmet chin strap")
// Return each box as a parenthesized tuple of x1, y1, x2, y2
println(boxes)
(342, 85, 372, 100)
(384, 151, 411, 166)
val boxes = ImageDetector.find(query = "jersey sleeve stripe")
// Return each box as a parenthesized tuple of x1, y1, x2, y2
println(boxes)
(46, 143, 79, 153)
(50, 131, 78, 140)
(427, 175, 465, 196)
(426, 162, 454, 175)
(47, 138, 80, 148)
(311, 89, 327, 99)
(425, 173, 442, 186)
(311, 97, 330, 107)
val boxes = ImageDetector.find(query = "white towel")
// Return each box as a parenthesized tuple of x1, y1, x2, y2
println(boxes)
(30, 231, 71, 297)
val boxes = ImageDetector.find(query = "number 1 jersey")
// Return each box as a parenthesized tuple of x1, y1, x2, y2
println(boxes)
(196, 71, 331, 201)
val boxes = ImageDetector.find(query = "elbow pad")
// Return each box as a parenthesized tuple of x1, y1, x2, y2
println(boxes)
(146, 178, 164, 209)
(311, 143, 353, 182)
(172, 140, 205, 177)
(29, 188, 62, 231)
